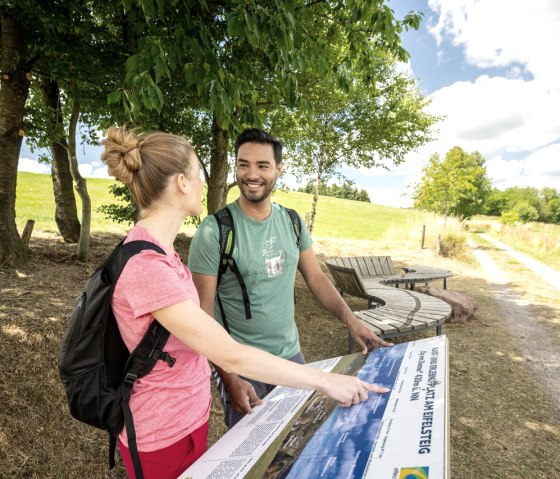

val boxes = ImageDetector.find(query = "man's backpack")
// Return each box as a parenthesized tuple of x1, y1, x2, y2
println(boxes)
(213, 204, 301, 332)
(58, 240, 176, 479)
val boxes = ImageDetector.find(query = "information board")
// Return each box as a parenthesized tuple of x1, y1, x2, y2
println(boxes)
(180, 335, 449, 479)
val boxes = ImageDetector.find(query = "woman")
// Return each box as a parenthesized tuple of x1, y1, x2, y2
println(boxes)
(101, 127, 389, 478)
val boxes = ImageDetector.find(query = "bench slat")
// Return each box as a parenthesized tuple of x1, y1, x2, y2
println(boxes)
(369, 256, 385, 275)
(355, 257, 371, 278)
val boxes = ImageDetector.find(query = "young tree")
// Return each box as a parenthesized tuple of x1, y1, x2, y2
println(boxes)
(36, 78, 81, 242)
(272, 62, 437, 232)
(412, 146, 491, 221)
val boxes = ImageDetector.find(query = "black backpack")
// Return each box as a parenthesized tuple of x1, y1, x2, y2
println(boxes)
(58, 240, 176, 479)
(213, 204, 302, 332)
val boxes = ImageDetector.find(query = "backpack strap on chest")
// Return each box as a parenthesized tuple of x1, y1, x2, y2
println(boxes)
(214, 207, 252, 328)
(120, 319, 174, 478)
(283, 206, 302, 248)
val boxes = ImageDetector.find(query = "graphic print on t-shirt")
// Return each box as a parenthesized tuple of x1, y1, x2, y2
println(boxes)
(262, 236, 286, 277)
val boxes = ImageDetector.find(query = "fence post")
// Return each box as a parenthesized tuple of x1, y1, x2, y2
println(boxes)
(421, 224, 426, 249)
(21, 219, 35, 247)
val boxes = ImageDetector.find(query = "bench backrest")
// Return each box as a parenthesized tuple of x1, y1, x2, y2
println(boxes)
(327, 256, 396, 277)
(325, 261, 369, 299)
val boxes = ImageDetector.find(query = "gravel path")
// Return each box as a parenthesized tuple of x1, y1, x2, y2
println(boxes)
(469, 236, 560, 409)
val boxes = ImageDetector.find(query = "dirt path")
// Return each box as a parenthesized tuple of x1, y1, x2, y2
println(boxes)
(469, 235, 560, 409)
(478, 233, 560, 289)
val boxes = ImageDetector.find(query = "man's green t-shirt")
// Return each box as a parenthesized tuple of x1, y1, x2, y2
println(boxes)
(187, 201, 312, 359)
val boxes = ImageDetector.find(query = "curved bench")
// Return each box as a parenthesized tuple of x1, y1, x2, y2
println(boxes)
(325, 257, 453, 351)
(327, 255, 453, 290)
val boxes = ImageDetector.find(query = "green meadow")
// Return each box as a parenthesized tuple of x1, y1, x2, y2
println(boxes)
(15, 171, 430, 240)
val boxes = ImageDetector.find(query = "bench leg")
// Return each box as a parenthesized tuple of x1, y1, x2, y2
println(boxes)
(443, 278, 447, 289)
(436, 324, 442, 335)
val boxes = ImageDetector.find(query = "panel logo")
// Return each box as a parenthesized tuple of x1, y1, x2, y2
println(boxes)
(399, 467, 429, 479)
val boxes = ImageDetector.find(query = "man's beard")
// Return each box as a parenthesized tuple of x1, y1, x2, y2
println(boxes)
(238, 178, 277, 203)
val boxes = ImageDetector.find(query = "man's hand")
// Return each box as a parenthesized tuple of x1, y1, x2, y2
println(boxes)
(346, 315, 392, 354)
(225, 376, 263, 414)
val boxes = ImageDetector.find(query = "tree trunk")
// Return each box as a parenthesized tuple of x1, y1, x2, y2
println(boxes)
(0, 14, 31, 267)
(206, 115, 230, 214)
(41, 77, 80, 242)
(68, 96, 91, 262)
(309, 152, 324, 234)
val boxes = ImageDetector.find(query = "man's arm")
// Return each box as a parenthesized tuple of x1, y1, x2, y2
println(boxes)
(297, 247, 392, 354)
(191, 272, 262, 414)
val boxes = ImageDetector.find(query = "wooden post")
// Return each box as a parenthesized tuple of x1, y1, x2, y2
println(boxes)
(421, 224, 426, 249)
(21, 220, 35, 247)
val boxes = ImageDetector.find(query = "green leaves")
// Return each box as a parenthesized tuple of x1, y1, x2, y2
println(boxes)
(412, 147, 491, 220)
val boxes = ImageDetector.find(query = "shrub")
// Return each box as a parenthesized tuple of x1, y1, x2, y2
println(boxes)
(500, 210, 519, 225)
(438, 232, 468, 258)
(513, 201, 539, 223)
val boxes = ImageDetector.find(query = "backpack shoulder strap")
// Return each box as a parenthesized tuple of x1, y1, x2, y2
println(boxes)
(282, 206, 302, 248)
(121, 318, 175, 478)
(213, 207, 235, 280)
(104, 240, 166, 284)
(212, 206, 251, 323)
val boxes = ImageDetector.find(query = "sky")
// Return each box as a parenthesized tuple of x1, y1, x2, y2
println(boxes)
(18, 0, 560, 208)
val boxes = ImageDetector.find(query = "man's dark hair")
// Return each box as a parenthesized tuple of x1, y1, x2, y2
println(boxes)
(234, 128, 283, 165)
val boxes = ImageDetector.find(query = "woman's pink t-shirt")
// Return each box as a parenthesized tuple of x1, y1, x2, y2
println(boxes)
(112, 226, 211, 452)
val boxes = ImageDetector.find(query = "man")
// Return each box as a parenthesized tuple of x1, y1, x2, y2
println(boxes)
(188, 128, 390, 428)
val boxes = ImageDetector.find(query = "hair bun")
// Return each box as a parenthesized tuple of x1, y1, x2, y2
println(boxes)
(101, 127, 143, 184)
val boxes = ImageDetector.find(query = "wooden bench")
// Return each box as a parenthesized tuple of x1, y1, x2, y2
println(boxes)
(327, 255, 453, 290)
(325, 258, 453, 351)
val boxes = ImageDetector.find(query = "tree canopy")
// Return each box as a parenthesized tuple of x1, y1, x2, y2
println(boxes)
(412, 146, 491, 220)
(1, 0, 426, 267)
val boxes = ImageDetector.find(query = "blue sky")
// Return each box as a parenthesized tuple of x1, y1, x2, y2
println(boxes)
(18, 0, 560, 208)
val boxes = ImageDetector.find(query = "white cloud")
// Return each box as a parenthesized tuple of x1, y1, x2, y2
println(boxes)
(78, 164, 93, 177)
(424, 76, 560, 156)
(428, 0, 560, 85)
(17, 158, 50, 174)
(91, 166, 111, 178)
(19, 157, 110, 179)
(522, 144, 560, 177)
(77, 163, 109, 178)
(367, 187, 412, 208)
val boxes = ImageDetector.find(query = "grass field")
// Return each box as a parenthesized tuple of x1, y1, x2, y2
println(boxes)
(15, 171, 431, 241)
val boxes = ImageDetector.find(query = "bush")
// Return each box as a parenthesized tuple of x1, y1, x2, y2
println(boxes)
(500, 210, 519, 225)
(513, 201, 539, 223)
(438, 232, 468, 258)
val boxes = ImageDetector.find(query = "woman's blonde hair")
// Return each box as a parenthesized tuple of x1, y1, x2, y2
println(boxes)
(101, 127, 197, 211)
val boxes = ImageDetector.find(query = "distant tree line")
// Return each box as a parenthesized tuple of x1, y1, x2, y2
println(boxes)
(483, 187, 560, 224)
(297, 180, 371, 203)
(412, 146, 560, 224)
